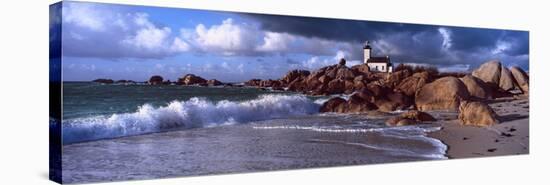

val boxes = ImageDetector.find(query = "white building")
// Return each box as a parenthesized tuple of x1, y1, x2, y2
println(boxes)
(363, 41, 393, 72)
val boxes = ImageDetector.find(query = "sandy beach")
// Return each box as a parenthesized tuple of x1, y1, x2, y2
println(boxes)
(429, 96, 529, 158)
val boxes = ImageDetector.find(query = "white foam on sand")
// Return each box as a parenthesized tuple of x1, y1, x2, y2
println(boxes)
(253, 125, 448, 159)
(62, 94, 320, 144)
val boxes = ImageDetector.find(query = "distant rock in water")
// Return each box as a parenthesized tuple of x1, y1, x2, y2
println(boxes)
(92, 79, 114, 84)
(148, 75, 164, 85)
(115, 80, 136, 84)
(177, 74, 207, 85)
(207, 79, 223, 86)
(459, 101, 499, 127)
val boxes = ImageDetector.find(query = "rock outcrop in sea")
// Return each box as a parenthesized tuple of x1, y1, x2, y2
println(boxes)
(148, 75, 164, 85)
(92, 78, 114, 84)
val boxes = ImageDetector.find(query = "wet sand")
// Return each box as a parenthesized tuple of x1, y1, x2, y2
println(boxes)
(428, 96, 529, 158)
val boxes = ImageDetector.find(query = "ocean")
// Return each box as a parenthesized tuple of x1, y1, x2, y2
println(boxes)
(60, 82, 447, 183)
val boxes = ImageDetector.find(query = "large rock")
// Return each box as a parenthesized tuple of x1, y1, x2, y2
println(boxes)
(178, 74, 207, 85)
(345, 93, 378, 113)
(472, 60, 502, 86)
(353, 75, 368, 90)
(415, 77, 470, 111)
(324, 65, 339, 79)
(460, 75, 492, 99)
(397, 71, 430, 97)
(282, 70, 310, 84)
(386, 110, 436, 126)
(319, 90, 378, 113)
(385, 69, 412, 88)
(509, 66, 529, 93)
(388, 92, 413, 108)
(319, 97, 347, 113)
(458, 101, 499, 127)
(148, 75, 163, 85)
(351, 64, 371, 75)
(366, 83, 391, 97)
(374, 99, 400, 112)
(343, 80, 356, 94)
(288, 78, 307, 92)
(326, 79, 345, 94)
(335, 66, 356, 80)
(499, 66, 518, 91)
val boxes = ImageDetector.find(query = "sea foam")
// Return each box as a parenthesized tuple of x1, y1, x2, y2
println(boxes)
(62, 94, 320, 144)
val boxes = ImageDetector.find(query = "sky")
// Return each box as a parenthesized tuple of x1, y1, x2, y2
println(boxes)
(50, 1, 529, 82)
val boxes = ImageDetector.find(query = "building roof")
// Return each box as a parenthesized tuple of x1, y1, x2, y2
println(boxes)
(363, 44, 372, 49)
(367, 57, 390, 64)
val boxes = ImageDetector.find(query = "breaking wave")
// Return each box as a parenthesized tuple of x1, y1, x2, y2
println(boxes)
(63, 94, 320, 144)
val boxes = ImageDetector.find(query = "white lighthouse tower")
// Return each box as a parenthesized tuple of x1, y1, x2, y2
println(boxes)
(363, 41, 372, 64)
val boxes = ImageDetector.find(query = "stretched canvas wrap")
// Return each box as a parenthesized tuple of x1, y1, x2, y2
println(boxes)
(49, 1, 530, 184)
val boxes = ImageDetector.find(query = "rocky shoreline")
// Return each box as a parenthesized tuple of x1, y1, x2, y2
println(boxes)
(244, 59, 528, 127)
(93, 59, 529, 127)
(91, 59, 529, 157)
(240, 59, 529, 157)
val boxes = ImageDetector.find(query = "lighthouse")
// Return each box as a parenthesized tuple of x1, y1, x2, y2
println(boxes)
(363, 41, 393, 72)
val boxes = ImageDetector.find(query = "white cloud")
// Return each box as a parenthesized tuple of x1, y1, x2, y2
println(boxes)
(171, 38, 191, 52)
(123, 26, 172, 50)
(190, 18, 259, 55)
(438, 28, 453, 50)
(492, 40, 512, 54)
(122, 13, 191, 54)
(62, 2, 190, 58)
(256, 32, 296, 52)
(62, 3, 105, 31)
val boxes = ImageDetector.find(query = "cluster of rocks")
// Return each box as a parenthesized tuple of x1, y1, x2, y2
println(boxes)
(245, 59, 529, 127)
(92, 78, 114, 84)
(92, 78, 136, 85)
(94, 74, 226, 87)
(148, 74, 225, 86)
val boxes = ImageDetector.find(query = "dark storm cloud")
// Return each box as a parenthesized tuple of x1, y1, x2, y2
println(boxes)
(444, 26, 503, 52)
(243, 13, 433, 43)
(244, 13, 529, 70)
(501, 31, 529, 55)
